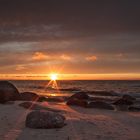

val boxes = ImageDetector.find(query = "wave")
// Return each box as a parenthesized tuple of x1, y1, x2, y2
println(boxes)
(28, 85, 44, 89)
(58, 88, 81, 92)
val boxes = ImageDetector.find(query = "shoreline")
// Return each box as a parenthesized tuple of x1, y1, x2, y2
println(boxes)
(0, 81, 140, 140)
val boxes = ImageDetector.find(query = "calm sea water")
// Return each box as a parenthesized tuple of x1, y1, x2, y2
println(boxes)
(10, 80, 140, 97)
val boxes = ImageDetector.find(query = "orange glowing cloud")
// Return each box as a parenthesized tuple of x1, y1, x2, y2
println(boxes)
(16, 65, 26, 71)
(116, 53, 124, 59)
(32, 52, 49, 60)
(86, 55, 97, 61)
(60, 54, 72, 61)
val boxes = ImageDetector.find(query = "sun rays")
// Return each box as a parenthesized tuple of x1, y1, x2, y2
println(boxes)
(50, 73, 58, 81)
(44, 73, 60, 96)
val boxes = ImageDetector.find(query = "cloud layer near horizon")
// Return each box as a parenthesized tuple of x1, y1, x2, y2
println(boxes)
(0, 0, 140, 75)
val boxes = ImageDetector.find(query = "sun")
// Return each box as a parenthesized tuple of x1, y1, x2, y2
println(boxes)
(50, 74, 58, 81)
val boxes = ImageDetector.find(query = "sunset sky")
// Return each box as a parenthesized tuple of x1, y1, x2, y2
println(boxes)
(0, 0, 140, 80)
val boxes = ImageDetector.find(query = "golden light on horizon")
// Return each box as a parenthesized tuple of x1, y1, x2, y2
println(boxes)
(50, 73, 58, 81)
(0, 73, 140, 80)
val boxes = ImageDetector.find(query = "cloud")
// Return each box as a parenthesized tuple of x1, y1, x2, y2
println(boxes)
(16, 65, 26, 71)
(0, 0, 140, 44)
(32, 52, 49, 60)
(0, 1, 139, 76)
(60, 54, 72, 61)
(0, 24, 65, 43)
(32, 52, 72, 62)
(116, 53, 123, 57)
(86, 55, 97, 61)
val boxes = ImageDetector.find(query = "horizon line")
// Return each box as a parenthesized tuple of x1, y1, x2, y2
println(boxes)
(0, 73, 140, 80)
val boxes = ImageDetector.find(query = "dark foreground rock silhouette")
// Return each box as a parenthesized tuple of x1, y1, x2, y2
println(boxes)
(20, 92, 50, 102)
(69, 92, 89, 100)
(66, 92, 89, 107)
(113, 98, 134, 106)
(112, 94, 136, 111)
(0, 81, 20, 103)
(128, 106, 140, 112)
(122, 94, 136, 101)
(20, 92, 39, 101)
(67, 98, 88, 107)
(87, 101, 114, 110)
(26, 111, 66, 129)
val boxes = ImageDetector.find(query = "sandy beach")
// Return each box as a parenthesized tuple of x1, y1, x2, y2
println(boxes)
(0, 0, 140, 139)
(0, 101, 140, 140)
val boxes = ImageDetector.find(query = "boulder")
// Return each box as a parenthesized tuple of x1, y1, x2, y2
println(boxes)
(112, 96, 135, 111)
(87, 101, 114, 110)
(122, 94, 136, 101)
(113, 98, 133, 106)
(113, 94, 136, 106)
(37, 96, 48, 102)
(25, 111, 66, 129)
(66, 92, 89, 107)
(0, 81, 20, 103)
(69, 92, 89, 100)
(0, 91, 6, 103)
(128, 106, 140, 112)
(115, 105, 129, 111)
(20, 92, 39, 101)
(66, 98, 88, 107)
(91, 91, 118, 96)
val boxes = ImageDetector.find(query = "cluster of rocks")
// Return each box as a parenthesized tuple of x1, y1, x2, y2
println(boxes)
(66, 92, 114, 110)
(0, 81, 66, 129)
(66, 92, 140, 112)
(0, 80, 140, 129)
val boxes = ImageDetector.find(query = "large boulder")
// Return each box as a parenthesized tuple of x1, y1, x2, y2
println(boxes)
(37, 96, 48, 102)
(122, 94, 136, 101)
(90, 91, 119, 96)
(20, 92, 39, 101)
(25, 111, 66, 129)
(112, 96, 135, 111)
(69, 92, 89, 100)
(0, 81, 20, 103)
(66, 92, 89, 107)
(66, 98, 88, 107)
(113, 94, 135, 106)
(128, 106, 140, 112)
(87, 101, 114, 110)
(113, 98, 134, 106)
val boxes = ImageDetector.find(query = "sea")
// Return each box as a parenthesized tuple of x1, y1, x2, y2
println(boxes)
(10, 80, 140, 98)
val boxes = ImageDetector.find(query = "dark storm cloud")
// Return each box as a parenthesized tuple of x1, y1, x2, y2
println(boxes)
(0, 0, 140, 42)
